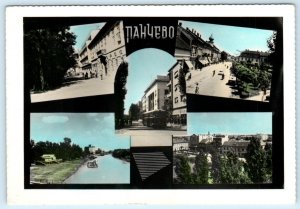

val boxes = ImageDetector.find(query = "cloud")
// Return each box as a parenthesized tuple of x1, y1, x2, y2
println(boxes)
(42, 115, 69, 124)
(87, 113, 98, 117)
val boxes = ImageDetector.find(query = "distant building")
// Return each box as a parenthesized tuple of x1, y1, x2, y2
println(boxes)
(238, 50, 270, 66)
(41, 154, 57, 163)
(213, 134, 229, 146)
(89, 146, 97, 154)
(173, 136, 190, 152)
(221, 139, 250, 158)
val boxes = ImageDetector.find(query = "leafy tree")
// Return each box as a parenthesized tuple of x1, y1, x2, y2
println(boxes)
(244, 137, 267, 183)
(114, 62, 129, 129)
(24, 26, 76, 91)
(220, 152, 251, 184)
(210, 148, 222, 183)
(129, 103, 140, 121)
(221, 51, 228, 62)
(112, 149, 130, 161)
(264, 143, 273, 182)
(193, 150, 209, 184)
(174, 155, 192, 184)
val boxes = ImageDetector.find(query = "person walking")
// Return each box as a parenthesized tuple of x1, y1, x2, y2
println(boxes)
(212, 70, 215, 76)
(195, 83, 199, 94)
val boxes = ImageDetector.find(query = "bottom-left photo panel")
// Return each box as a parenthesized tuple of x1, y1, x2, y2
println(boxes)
(28, 113, 130, 187)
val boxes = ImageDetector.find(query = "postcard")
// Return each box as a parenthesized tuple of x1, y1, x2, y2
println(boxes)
(6, 5, 295, 205)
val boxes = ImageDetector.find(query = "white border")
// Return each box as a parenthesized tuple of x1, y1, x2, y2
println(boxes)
(6, 5, 295, 205)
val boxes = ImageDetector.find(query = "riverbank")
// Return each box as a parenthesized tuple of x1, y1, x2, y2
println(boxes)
(30, 159, 84, 184)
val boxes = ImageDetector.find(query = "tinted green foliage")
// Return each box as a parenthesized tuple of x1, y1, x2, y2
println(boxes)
(220, 152, 251, 184)
(112, 149, 130, 161)
(193, 150, 209, 184)
(245, 137, 268, 183)
(129, 103, 140, 120)
(174, 155, 192, 184)
(30, 138, 83, 162)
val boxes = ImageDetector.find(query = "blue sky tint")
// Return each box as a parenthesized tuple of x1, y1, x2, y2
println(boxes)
(70, 22, 105, 52)
(188, 112, 272, 135)
(180, 21, 274, 56)
(124, 48, 176, 114)
(31, 113, 129, 151)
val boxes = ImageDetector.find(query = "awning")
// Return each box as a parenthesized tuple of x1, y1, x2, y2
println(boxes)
(184, 60, 194, 69)
(198, 58, 208, 65)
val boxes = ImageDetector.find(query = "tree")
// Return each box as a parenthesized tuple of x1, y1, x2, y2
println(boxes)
(221, 51, 228, 62)
(244, 137, 268, 183)
(114, 62, 129, 129)
(210, 148, 222, 183)
(193, 150, 209, 184)
(24, 26, 76, 91)
(174, 155, 192, 184)
(264, 143, 273, 182)
(220, 152, 251, 184)
(129, 103, 140, 121)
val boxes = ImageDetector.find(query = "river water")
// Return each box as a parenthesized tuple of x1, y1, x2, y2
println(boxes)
(64, 154, 130, 184)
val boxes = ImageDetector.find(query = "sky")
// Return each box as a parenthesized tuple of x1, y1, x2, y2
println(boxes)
(30, 113, 129, 151)
(124, 48, 177, 114)
(180, 20, 274, 56)
(188, 112, 272, 135)
(70, 22, 105, 52)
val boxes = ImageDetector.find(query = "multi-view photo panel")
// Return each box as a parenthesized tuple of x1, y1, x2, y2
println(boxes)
(24, 17, 283, 189)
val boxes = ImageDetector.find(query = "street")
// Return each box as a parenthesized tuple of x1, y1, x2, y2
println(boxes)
(186, 62, 238, 99)
(31, 77, 114, 103)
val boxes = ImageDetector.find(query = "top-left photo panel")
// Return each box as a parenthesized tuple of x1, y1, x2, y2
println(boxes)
(25, 20, 127, 103)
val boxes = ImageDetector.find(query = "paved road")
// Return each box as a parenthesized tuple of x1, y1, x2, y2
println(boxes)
(186, 62, 238, 99)
(31, 77, 114, 103)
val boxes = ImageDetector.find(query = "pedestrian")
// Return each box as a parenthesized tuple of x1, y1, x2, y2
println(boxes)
(195, 83, 199, 94)
(213, 70, 215, 76)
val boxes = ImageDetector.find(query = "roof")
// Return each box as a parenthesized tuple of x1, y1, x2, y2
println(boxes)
(223, 140, 250, 147)
(175, 36, 190, 50)
(87, 21, 120, 48)
(173, 136, 189, 144)
(144, 75, 169, 93)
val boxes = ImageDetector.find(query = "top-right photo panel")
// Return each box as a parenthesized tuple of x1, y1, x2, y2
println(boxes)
(176, 20, 276, 102)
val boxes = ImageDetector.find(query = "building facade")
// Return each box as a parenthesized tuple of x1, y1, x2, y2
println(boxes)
(142, 75, 170, 128)
(167, 62, 187, 126)
(77, 21, 127, 81)
(238, 50, 270, 66)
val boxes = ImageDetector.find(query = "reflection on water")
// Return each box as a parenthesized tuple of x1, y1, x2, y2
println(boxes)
(64, 154, 130, 184)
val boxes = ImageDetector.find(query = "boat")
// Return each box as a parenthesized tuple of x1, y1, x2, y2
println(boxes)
(87, 160, 98, 168)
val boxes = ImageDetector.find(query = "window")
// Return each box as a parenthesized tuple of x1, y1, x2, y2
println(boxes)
(175, 97, 178, 103)
(181, 95, 186, 102)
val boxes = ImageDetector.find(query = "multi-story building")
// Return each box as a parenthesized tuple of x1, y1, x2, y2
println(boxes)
(238, 50, 270, 66)
(77, 21, 126, 81)
(175, 22, 221, 70)
(167, 62, 187, 126)
(142, 75, 169, 127)
(173, 135, 190, 152)
(221, 140, 250, 158)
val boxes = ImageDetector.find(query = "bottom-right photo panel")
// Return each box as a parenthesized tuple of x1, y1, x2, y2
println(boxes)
(173, 112, 272, 185)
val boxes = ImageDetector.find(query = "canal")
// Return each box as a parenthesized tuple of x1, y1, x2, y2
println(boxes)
(64, 154, 130, 184)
